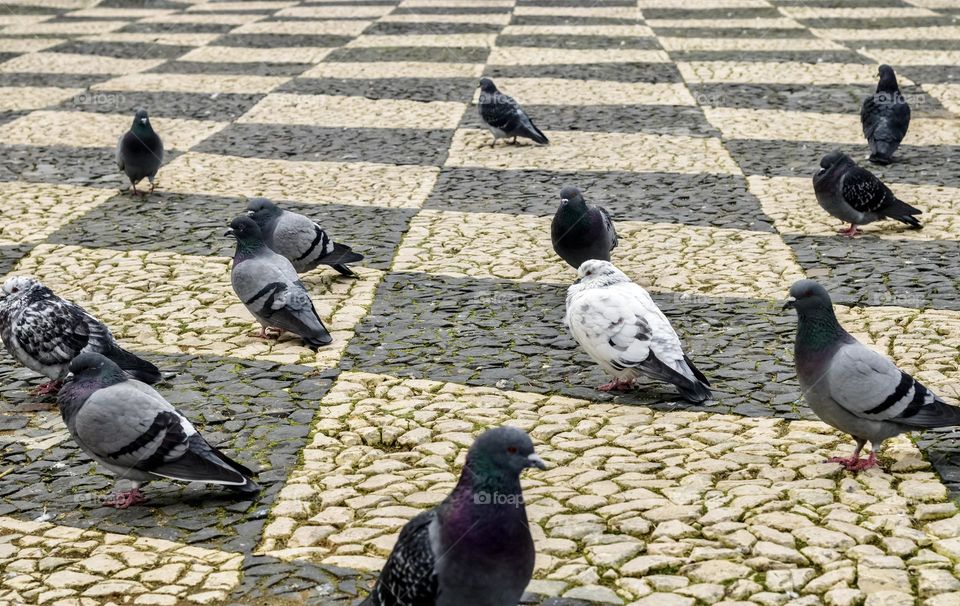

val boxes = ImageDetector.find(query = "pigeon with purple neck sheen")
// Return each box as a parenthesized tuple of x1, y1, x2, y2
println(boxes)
(58, 353, 259, 508)
(861, 64, 910, 165)
(551, 185, 618, 270)
(361, 426, 545, 606)
(226, 216, 332, 349)
(477, 78, 549, 147)
(116, 108, 163, 196)
(786, 279, 960, 471)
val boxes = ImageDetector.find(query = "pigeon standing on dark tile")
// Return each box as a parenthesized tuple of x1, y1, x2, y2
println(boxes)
(861, 64, 910, 165)
(477, 78, 549, 147)
(58, 353, 259, 508)
(361, 426, 545, 606)
(116, 108, 163, 196)
(785, 280, 960, 471)
(226, 216, 333, 349)
(813, 150, 922, 237)
(0, 275, 161, 396)
(551, 185, 618, 270)
(246, 198, 364, 278)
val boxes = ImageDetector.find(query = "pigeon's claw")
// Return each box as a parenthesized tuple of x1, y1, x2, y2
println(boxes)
(837, 224, 862, 237)
(103, 487, 146, 509)
(597, 378, 634, 392)
(29, 380, 62, 397)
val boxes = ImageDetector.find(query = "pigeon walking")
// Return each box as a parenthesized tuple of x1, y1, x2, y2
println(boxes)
(861, 64, 910, 165)
(58, 353, 259, 508)
(116, 108, 163, 196)
(246, 198, 363, 277)
(785, 279, 960, 471)
(813, 150, 922, 237)
(565, 260, 711, 402)
(361, 426, 545, 606)
(226, 216, 333, 349)
(0, 276, 161, 396)
(551, 185, 618, 270)
(477, 78, 549, 147)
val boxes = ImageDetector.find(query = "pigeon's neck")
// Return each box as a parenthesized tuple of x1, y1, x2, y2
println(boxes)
(441, 464, 528, 548)
(234, 238, 266, 260)
(796, 306, 846, 352)
(877, 74, 900, 94)
(131, 122, 156, 139)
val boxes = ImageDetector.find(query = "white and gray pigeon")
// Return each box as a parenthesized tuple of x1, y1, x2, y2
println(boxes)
(786, 279, 960, 471)
(226, 216, 333, 349)
(116, 108, 163, 196)
(361, 426, 545, 606)
(58, 352, 259, 508)
(0, 275, 161, 396)
(246, 198, 363, 277)
(861, 64, 910, 165)
(477, 78, 549, 147)
(551, 185, 618, 270)
(813, 150, 922, 237)
(565, 260, 711, 402)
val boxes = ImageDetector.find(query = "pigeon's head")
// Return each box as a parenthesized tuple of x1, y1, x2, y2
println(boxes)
(467, 426, 546, 478)
(876, 64, 900, 92)
(67, 352, 127, 385)
(814, 150, 852, 180)
(559, 185, 586, 210)
(784, 279, 833, 313)
(573, 259, 629, 288)
(225, 216, 264, 242)
(478, 78, 497, 94)
(246, 198, 282, 225)
(1, 275, 39, 299)
(132, 108, 151, 129)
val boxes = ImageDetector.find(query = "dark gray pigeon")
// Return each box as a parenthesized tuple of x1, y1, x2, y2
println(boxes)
(477, 78, 549, 147)
(861, 64, 910, 165)
(246, 198, 363, 277)
(226, 216, 332, 349)
(785, 279, 960, 471)
(551, 185, 618, 270)
(58, 352, 259, 508)
(116, 108, 163, 196)
(0, 275, 161, 396)
(813, 150, 922, 237)
(361, 426, 545, 606)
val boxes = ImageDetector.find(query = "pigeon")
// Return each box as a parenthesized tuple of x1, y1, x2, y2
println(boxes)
(0, 275, 161, 396)
(226, 216, 333, 349)
(477, 78, 549, 147)
(57, 352, 259, 508)
(551, 185, 618, 270)
(813, 150, 922, 237)
(565, 260, 711, 402)
(361, 426, 545, 606)
(861, 64, 910, 165)
(246, 198, 364, 278)
(116, 108, 163, 196)
(785, 279, 960, 471)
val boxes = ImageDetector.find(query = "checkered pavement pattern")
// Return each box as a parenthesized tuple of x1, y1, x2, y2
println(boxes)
(2, 0, 960, 604)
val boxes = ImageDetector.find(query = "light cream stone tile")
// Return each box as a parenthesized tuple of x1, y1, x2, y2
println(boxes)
(186, 1, 297, 10)
(400, 0, 513, 6)
(813, 26, 960, 40)
(924, 84, 960, 114)
(0, 15, 50, 26)
(501, 24, 654, 37)
(161, 152, 438, 209)
(392, 210, 802, 299)
(238, 93, 466, 129)
(514, 6, 638, 19)
(860, 49, 960, 66)
(0, 182, 115, 246)
(92, 73, 289, 94)
(0, 0, 98, 6)
(659, 37, 846, 52)
(346, 34, 497, 48)
(750, 175, 960, 242)
(488, 47, 670, 65)
(229, 19, 371, 36)
(637, 0, 770, 6)
(781, 6, 938, 18)
(139, 13, 262, 25)
(0, 52, 165, 75)
(0, 38, 62, 53)
(0, 86, 84, 111)
(648, 18, 804, 29)
(905, 0, 960, 7)
(471, 78, 695, 106)
(0, 111, 226, 151)
(65, 7, 177, 18)
(276, 5, 393, 18)
(1, 20, 128, 35)
(445, 129, 741, 176)
(177, 46, 333, 64)
(379, 12, 511, 24)
(678, 61, 914, 85)
(301, 61, 483, 79)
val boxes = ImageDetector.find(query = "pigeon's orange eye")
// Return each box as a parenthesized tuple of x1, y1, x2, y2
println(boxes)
(507, 446, 518, 454)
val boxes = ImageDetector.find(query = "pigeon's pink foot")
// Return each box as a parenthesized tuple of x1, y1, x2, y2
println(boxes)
(29, 380, 62, 397)
(837, 224, 862, 237)
(247, 327, 283, 339)
(103, 488, 146, 509)
(828, 451, 877, 471)
(597, 378, 634, 392)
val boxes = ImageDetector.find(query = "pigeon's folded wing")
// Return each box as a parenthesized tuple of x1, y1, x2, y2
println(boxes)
(273, 214, 332, 262)
(13, 300, 111, 367)
(367, 510, 438, 605)
(481, 95, 523, 132)
(841, 166, 895, 214)
(598, 206, 618, 250)
(568, 290, 654, 371)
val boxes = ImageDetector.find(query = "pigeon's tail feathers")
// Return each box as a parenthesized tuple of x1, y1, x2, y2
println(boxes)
(104, 345, 162, 384)
(331, 264, 357, 278)
(893, 214, 923, 229)
(676, 377, 713, 404)
(151, 435, 260, 491)
(641, 354, 712, 404)
(303, 330, 333, 350)
(317, 243, 363, 276)
(897, 397, 960, 429)
(525, 121, 549, 145)
(868, 138, 897, 165)
(883, 197, 923, 229)
(683, 354, 711, 387)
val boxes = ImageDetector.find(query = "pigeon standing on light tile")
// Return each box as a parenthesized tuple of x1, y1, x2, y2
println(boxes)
(361, 426, 545, 606)
(565, 260, 711, 402)
(116, 108, 163, 196)
(226, 216, 333, 349)
(58, 353, 259, 508)
(551, 185, 618, 270)
(477, 78, 549, 147)
(246, 198, 364, 278)
(0, 276, 161, 396)
(861, 64, 910, 165)
(785, 279, 960, 471)
(813, 150, 922, 237)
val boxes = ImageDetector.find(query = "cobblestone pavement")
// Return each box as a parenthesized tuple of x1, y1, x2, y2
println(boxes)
(2, 0, 960, 605)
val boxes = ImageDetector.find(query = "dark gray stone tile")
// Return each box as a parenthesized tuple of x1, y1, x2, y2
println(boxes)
(510, 16, 636, 26)
(496, 34, 661, 50)
(650, 27, 815, 38)
(56, 90, 265, 121)
(364, 21, 502, 35)
(0, 72, 104, 88)
(642, 7, 782, 19)
(899, 66, 960, 85)
(148, 61, 308, 77)
(278, 77, 475, 102)
(670, 49, 870, 64)
(797, 16, 957, 28)
(118, 21, 235, 35)
(215, 34, 356, 48)
(485, 63, 683, 83)
(48, 40, 192, 60)
(0, 145, 183, 189)
(325, 46, 491, 63)
(0, 244, 33, 278)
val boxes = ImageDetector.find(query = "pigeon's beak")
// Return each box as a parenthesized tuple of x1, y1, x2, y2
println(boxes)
(140, 117, 147, 125)
(782, 296, 796, 311)
(572, 277, 582, 285)
(64, 372, 74, 382)
(223, 228, 235, 238)
(245, 209, 254, 216)
(526, 453, 547, 470)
